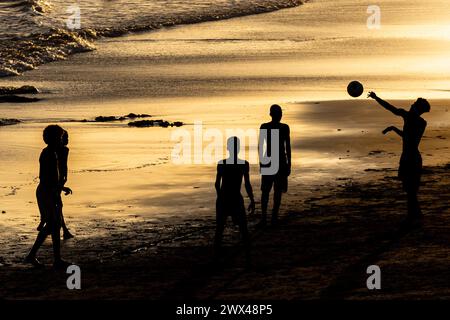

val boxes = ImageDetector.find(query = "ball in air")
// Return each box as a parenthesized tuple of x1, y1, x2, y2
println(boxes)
(347, 81, 364, 98)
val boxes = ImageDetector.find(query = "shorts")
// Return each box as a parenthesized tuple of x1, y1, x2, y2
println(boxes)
(261, 173, 288, 193)
(216, 194, 246, 226)
(398, 153, 422, 192)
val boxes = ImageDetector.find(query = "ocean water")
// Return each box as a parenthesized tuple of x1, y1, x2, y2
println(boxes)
(0, 0, 303, 76)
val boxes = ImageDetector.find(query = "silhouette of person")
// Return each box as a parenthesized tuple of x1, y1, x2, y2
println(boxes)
(36, 129, 73, 239)
(25, 125, 70, 269)
(58, 130, 74, 239)
(258, 104, 291, 227)
(214, 137, 255, 259)
(369, 92, 430, 220)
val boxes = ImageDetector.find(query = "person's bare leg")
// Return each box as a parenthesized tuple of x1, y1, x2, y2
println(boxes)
(25, 229, 49, 267)
(214, 212, 226, 258)
(407, 189, 421, 218)
(272, 188, 282, 225)
(61, 213, 74, 239)
(37, 221, 45, 231)
(51, 225, 70, 269)
(51, 228, 61, 261)
(238, 213, 251, 267)
(260, 190, 270, 227)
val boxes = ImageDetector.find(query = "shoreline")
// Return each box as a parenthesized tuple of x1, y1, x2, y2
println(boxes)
(0, 0, 306, 77)
(1, 97, 449, 268)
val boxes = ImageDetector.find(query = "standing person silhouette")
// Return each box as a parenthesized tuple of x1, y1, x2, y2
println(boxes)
(214, 137, 255, 260)
(25, 125, 70, 269)
(368, 92, 430, 220)
(58, 130, 74, 239)
(258, 104, 291, 227)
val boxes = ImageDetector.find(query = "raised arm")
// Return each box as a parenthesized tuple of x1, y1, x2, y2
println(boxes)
(368, 92, 406, 117)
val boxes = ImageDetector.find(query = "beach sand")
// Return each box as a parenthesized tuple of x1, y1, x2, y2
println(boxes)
(1, 97, 449, 299)
(1, 0, 450, 299)
(1, 161, 449, 300)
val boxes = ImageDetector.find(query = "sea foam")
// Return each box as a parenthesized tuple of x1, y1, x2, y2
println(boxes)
(0, 0, 304, 77)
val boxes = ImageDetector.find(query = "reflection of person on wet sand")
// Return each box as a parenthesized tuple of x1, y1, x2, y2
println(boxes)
(368, 92, 430, 221)
(258, 104, 291, 227)
(26, 125, 70, 269)
(214, 137, 255, 261)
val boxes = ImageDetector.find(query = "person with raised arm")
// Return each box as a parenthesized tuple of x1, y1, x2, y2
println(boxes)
(368, 91, 430, 221)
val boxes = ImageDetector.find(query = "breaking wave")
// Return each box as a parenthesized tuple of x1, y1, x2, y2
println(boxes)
(0, 0, 304, 77)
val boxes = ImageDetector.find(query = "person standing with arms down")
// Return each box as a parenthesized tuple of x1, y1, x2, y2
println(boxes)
(25, 125, 70, 269)
(258, 104, 291, 227)
(368, 92, 430, 221)
(214, 137, 255, 261)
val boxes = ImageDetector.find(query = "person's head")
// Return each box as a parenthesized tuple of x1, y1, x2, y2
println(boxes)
(62, 130, 69, 146)
(410, 98, 430, 115)
(227, 136, 241, 159)
(43, 125, 64, 147)
(270, 104, 282, 123)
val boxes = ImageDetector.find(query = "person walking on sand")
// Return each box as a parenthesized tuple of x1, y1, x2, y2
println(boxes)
(368, 92, 430, 221)
(25, 125, 70, 269)
(258, 104, 291, 227)
(37, 129, 74, 239)
(214, 137, 255, 261)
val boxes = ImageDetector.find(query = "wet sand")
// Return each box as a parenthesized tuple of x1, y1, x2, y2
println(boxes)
(1, 161, 449, 300)
(1, 98, 449, 299)
(1, 0, 450, 299)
